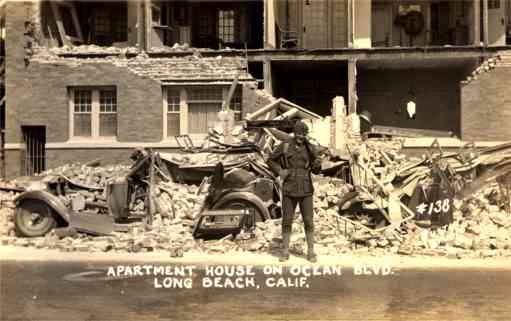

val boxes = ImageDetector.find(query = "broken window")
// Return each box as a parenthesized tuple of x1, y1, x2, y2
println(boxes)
(188, 86, 223, 134)
(70, 87, 117, 139)
(218, 10, 235, 44)
(230, 86, 242, 121)
(87, 5, 127, 45)
(164, 85, 242, 136)
(166, 88, 180, 137)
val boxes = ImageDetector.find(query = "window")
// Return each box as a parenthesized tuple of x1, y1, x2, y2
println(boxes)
(218, 10, 235, 43)
(166, 88, 180, 136)
(70, 87, 117, 139)
(230, 86, 242, 121)
(489, 0, 500, 9)
(187, 86, 223, 134)
(163, 85, 243, 136)
(73, 89, 92, 136)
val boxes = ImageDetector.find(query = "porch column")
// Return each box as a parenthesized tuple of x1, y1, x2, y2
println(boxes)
(482, 0, 489, 45)
(348, 59, 357, 114)
(353, 0, 371, 48)
(263, 59, 273, 95)
(473, 0, 481, 45)
(144, 0, 152, 51)
(265, 0, 277, 48)
(136, 0, 144, 50)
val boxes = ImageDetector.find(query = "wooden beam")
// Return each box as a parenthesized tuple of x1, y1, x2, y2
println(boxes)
(347, 58, 357, 114)
(263, 59, 273, 95)
(246, 99, 280, 120)
(50, 1, 83, 46)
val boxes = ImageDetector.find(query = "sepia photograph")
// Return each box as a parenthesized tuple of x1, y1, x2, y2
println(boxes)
(1, 0, 511, 320)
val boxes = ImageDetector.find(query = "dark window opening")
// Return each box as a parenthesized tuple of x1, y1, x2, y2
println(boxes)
(60, 6, 77, 38)
(22, 126, 46, 176)
(42, 1, 128, 47)
(182, 1, 263, 50)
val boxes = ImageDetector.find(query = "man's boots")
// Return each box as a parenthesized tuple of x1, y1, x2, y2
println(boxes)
(279, 232, 290, 262)
(306, 231, 317, 263)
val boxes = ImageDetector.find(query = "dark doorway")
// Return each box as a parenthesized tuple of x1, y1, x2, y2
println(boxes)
(272, 61, 348, 116)
(22, 126, 46, 176)
(430, 2, 451, 45)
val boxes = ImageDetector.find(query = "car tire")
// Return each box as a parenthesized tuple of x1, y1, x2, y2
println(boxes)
(15, 200, 57, 237)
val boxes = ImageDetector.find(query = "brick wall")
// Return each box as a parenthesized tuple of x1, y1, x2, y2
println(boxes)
(358, 67, 465, 135)
(461, 66, 511, 141)
(3, 2, 253, 178)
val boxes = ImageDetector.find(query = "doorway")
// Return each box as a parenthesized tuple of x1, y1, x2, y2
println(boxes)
(372, 3, 391, 47)
(430, 2, 451, 45)
(22, 126, 46, 176)
(488, 0, 506, 45)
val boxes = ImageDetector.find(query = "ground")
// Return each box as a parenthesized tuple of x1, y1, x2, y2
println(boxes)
(2, 245, 511, 321)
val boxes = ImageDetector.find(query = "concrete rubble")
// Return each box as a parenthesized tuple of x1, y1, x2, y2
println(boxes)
(1, 143, 511, 259)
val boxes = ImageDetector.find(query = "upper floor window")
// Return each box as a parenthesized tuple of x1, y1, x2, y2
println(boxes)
(69, 87, 117, 139)
(218, 10, 235, 44)
(489, 0, 500, 9)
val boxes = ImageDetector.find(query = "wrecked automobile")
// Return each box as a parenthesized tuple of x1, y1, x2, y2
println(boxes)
(13, 149, 165, 237)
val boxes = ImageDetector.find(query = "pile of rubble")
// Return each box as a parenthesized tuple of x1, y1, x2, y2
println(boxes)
(42, 45, 140, 56)
(463, 57, 500, 84)
(1, 153, 510, 260)
(40, 163, 130, 188)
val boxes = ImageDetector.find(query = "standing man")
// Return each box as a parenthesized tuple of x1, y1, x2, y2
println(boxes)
(268, 120, 321, 262)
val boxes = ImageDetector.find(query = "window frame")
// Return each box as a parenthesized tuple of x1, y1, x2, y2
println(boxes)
(162, 84, 243, 139)
(69, 86, 118, 141)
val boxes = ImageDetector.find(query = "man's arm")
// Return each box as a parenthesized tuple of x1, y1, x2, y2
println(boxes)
(307, 142, 322, 174)
(267, 143, 287, 178)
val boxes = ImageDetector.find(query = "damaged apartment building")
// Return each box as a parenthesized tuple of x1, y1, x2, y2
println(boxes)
(1, 0, 511, 178)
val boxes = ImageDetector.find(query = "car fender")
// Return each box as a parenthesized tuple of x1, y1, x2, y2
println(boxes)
(15, 190, 71, 223)
(212, 191, 271, 221)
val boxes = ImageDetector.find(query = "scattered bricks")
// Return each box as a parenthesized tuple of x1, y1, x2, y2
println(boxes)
(397, 245, 413, 256)
(53, 227, 78, 239)
(466, 223, 481, 235)
(34, 238, 46, 249)
(454, 234, 474, 250)
(489, 212, 511, 228)
(14, 238, 30, 247)
(1, 236, 15, 245)
(91, 241, 113, 252)
(481, 249, 499, 258)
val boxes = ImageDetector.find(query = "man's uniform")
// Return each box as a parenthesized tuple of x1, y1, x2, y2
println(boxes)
(268, 122, 321, 262)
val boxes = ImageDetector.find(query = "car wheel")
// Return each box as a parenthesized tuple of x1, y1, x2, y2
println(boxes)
(15, 201, 57, 237)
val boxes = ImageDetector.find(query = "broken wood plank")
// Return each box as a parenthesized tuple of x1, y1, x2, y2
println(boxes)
(246, 99, 280, 120)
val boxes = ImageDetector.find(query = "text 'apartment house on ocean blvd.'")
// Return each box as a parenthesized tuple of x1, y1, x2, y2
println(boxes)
(2, 0, 511, 178)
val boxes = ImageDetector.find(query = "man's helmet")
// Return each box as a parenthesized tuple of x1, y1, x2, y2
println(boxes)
(293, 120, 309, 135)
